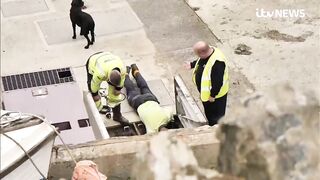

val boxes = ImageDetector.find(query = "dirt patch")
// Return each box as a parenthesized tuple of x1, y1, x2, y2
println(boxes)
(263, 30, 313, 42)
(220, 21, 228, 25)
(234, 43, 252, 55)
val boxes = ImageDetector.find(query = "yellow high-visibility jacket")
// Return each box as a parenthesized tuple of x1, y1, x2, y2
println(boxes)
(88, 52, 126, 94)
(88, 52, 126, 110)
(192, 47, 229, 102)
(137, 101, 172, 133)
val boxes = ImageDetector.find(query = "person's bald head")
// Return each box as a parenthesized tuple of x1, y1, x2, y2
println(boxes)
(109, 69, 121, 87)
(193, 41, 213, 59)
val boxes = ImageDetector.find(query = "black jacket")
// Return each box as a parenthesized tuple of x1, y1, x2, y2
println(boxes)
(190, 53, 225, 97)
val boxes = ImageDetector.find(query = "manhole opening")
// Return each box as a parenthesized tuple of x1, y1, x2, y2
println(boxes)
(106, 116, 183, 137)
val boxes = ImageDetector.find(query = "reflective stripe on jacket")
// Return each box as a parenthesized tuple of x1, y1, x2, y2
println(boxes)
(137, 101, 172, 133)
(88, 52, 126, 94)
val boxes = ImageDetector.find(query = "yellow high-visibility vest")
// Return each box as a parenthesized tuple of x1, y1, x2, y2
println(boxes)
(192, 47, 229, 102)
(88, 52, 126, 94)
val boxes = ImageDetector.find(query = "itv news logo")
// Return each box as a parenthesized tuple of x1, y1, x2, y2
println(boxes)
(256, 8, 306, 18)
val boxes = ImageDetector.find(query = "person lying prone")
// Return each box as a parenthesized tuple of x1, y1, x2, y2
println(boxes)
(124, 64, 173, 133)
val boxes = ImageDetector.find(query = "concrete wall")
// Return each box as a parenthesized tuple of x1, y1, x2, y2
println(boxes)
(48, 126, 220, 179)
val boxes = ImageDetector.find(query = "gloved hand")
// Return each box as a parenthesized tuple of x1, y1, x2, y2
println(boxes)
(99, 105, 111, 114)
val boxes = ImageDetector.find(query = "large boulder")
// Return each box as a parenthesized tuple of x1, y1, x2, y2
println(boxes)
(131, 132, 224, 180)
(217, 84, 320, 180)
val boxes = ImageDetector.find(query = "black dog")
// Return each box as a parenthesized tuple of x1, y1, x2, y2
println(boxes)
(70, 0, 95, 49)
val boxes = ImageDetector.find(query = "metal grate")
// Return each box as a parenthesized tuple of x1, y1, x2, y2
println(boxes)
(1, 68, 74, 91)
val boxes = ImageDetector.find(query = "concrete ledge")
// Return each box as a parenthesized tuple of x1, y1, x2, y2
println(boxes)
(48, 126, 220, 179)
(83, 91, 110, 139)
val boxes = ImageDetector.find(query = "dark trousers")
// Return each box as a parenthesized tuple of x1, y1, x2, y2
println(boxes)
(124, 73, 159, 110)
(202, 94, 227, 126)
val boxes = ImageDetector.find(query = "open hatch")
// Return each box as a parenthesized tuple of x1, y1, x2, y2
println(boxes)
(84, 75, 207, 138)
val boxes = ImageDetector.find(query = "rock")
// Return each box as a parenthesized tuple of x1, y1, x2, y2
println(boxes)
(131, 132, 224, 180)
(192, 7, 200, 11)
(217, 84, 320, 180)
(234, 44, 252, 55)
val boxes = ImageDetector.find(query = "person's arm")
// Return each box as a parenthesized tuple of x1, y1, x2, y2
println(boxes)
(183, 60, 197, 70)
(166, 108, 174, 121)
(190, 60, 197, 69)
(90, 75, 103, 110)
(157, 108, 174, 132)
(91, 75, 103, 94)
(210, 60, 225, 97)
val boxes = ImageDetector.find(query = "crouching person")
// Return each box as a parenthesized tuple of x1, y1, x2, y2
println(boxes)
(86, 52, 129, 125)
(124, 64, 173, 133)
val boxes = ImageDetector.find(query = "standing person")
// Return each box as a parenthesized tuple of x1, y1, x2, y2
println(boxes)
(86, 52, 129, 125)
(184, 41, 229, 126)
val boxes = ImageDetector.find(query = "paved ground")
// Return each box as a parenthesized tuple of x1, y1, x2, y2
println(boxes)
(188, 0, 320, 100)
(1, 0, 255, 121)
(2, 0, 314, 120)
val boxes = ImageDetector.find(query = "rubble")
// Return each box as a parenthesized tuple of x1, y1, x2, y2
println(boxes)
(234, 44, 252, 55)
(217, 84, 320, 180)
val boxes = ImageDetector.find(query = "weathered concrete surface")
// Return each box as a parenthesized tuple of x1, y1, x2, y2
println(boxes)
(127, 0, 255, 109)
(188, 0, 320, 100)
(1, 0, 50, 17)
(48, 126, 220, 179)
(217, 84, 320, 180)
(1, 0, 254, 122)
(131, 132, 222, 180)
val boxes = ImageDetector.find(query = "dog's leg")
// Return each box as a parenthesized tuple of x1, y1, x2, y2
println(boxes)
(90, 30, 95, 45)
(84, 34, 90, 49)
(72, 23, 77, 39)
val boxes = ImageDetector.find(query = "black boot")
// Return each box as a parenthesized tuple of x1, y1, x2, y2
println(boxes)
(126, 66, 131, 75)
(112, 105, 130, 125)
(131, 64, 139, 77)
